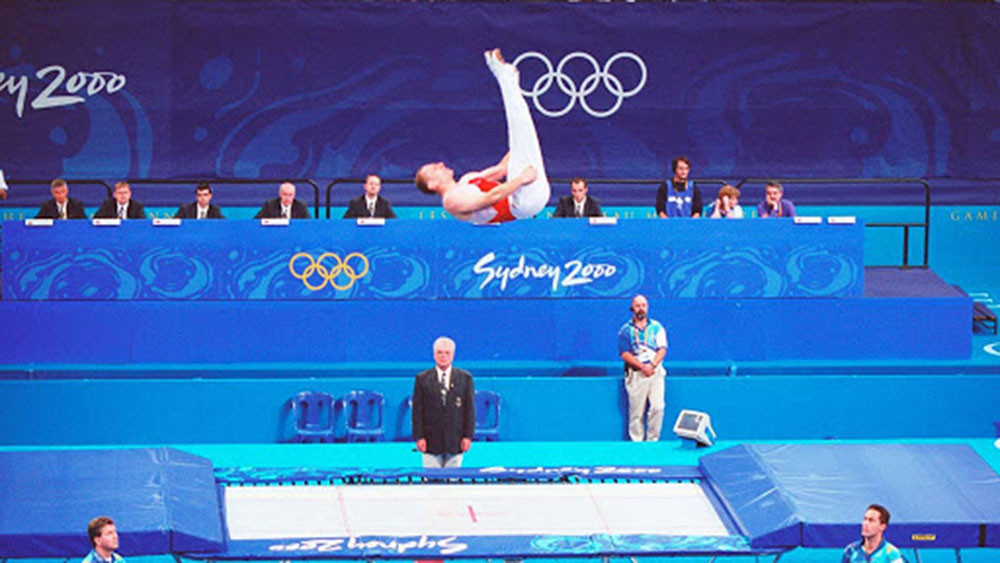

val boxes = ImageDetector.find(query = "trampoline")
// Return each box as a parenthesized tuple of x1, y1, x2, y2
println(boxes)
(2, 444, 1000, 561)
(225, 482, 730, 539)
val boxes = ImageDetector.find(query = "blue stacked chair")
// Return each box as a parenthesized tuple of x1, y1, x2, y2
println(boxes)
(288, 391, 336, 443)
(341, 390, 386, 442)
(474, 390, 502, 442)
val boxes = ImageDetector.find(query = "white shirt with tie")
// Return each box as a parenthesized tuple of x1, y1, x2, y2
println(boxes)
(281, 204, 291, 219)
(575, 198, 586, 217)
(117, 202, 129, 219)
(365, 195, 378, 217)
(436, 365, 452, 399)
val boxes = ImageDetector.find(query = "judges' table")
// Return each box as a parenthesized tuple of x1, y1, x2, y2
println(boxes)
(1, 219, 864, 300)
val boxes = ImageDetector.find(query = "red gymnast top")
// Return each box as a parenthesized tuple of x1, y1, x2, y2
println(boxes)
(469, 177, 515, 223)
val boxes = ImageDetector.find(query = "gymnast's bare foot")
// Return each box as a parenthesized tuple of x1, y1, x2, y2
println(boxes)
(485, 48, 516, 79)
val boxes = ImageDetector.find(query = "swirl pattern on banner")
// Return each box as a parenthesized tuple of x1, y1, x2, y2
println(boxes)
(658, 248, 787, 298)
(8, 249, 141, 299)
(657, 246, 859, 298)
(785, 246, 858, 297)
(684, 48, 951, 179)
(138, 248, 213, 299)
(530, 533, 751, 554)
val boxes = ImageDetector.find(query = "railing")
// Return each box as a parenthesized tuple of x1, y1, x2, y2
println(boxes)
(735, 178, 931, 268)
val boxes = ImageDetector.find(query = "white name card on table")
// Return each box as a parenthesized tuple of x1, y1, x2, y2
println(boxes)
(827, 216, 857, 225)
(25, 219, 53, 227)
(92, 218, 122, 226)
(589, 216, 618, 226)
(793, 216, 822, 225)
(153, 218, 182, 227)
(356, 217, 385, 227)
(261, 218, 290, 227)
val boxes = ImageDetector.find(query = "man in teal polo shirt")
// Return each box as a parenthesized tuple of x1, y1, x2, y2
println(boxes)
(82, 516, 125, 563)
(618, 294, 668, 441)
(842, 504, 906, 563)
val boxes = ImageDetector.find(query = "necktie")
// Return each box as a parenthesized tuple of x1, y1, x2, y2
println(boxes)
(576, 204, 583, 218)
(439, 372, 447, 404)
(368, 201, 375, 217)
(59, 205, 67, 220)
(198, 208, 205, 220)
(118, 206, 125, 219)
(283, 207, 290, 219)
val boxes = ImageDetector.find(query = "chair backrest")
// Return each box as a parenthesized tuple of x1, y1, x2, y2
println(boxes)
(475, 390, 501, 430)
(342, 390, 385, 430)
(289, 391, 334, 432)
(397, 395, 414, 441)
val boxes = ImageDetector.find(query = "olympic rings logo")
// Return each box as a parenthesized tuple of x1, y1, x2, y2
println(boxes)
(289, 252, 370, 291)
(512, 51, 647, 118)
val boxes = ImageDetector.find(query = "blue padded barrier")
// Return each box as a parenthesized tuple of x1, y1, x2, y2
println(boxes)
(0, 448, 223, 557)
(698, 444, 800, 548)
(700, 444, 1000, 549)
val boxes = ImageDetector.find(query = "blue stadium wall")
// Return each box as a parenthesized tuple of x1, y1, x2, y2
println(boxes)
(3, 375, 1000, 444)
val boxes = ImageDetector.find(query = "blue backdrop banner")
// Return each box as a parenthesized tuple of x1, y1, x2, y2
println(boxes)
(1, 2, 998, 187)
(1, 219, 864, 300)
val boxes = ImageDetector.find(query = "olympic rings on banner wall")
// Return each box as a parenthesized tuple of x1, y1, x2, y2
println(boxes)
(512, 51, 647, 118)
(289, 252, 370, 291)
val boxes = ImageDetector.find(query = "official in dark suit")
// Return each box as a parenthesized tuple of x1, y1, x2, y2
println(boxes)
(412, 336, 475, 468)
(175, 183, 224, 219)
(343, 174, 397, 219)
(552, 177, 603, 218)
(94, 181, 146, 219)
(254, 181, 310, 219)
(36, 179, 87, 219)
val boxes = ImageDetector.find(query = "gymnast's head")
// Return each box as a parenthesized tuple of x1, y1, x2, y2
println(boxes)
(415, 162, 455, 195)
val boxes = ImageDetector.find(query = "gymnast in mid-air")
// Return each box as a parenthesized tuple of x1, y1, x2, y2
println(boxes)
(415, 49, 550, 224)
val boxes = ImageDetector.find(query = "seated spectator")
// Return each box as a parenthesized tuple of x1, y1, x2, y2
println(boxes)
(757, 181, 796, 218)
(656, 156, 703, 218)
(709, 184, 744, 219)
(36, 178, 87, 219)
(553, 177, 603, 218)
(94, 181, 146, 219)
(254, 181, 310, 219)
(175, 183, 224, 219)
(343, 174, 397, 219)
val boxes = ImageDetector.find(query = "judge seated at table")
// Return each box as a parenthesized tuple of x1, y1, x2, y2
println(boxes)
(36, 178, 87, 220)
(254, 181, 310, 219)
(175, 183, 224, 219)
(94, 181, 146, 219)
